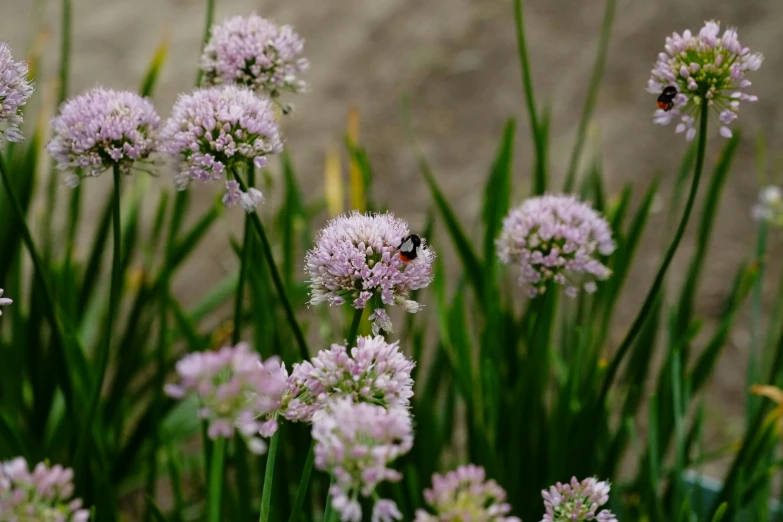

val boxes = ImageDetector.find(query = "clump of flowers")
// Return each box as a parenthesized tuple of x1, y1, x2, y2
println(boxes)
(541, 477, 617, 522)
(160, 85, 281, 208)
(164, 342, 288, 454)
(414, 464, 520, 522)
(47, 87, 159, 184)
(312, 398, 413, 522)
(648, 20, 763, 140)
(0, 457, 90, 521)
(0, 289, 11, 316)
(496, 194, 615, 298)
(285, 335, 415, 422)
(305, 212, 434, 335)
(752, 185, 783, 227)
(0, 42, 34, 144)
(201, 14, 308, 98)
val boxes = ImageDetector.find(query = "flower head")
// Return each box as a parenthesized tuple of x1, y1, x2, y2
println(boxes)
(648, 20, 763, 140)
(752, 185, 783, 227)
(160, 85, 281, 205)
(0, 43, 34, 144)
(0, 289, 11, 316)
(305, 212, 434, 334)
(201, 14, 308, 97)
(0, 457, 90, 521)
(164, 342, 289, 454)
(312, 398, 412, 522)
(496, 194, 615, 298)
(285, 335, 415, 422)
(541, 477, 617, 522)
(414, 464, 520, 522)
(47, 87, 159, 182)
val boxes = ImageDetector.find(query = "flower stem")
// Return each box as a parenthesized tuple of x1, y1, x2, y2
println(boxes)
(598, 105, 710, 404)
(75, 165, 123, 476)
(232, 164, 255, 345)
(207, 438, 226, 522)
(346, 308, 363, 347)
(287, 440, 315, 522)
(258, 430, 280, 522)
(196, 0, 215, 87)
(233, 172, 309, 361)
(321, 476, 336, 522)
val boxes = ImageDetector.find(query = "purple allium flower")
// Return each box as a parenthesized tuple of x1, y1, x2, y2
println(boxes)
(201, 14, 308, 97)
(160, 85, 281, 206)
(164, 342, 289, 454)
(305, 212, 434, 335)
(496, 194, 615, 298)
(312, 398, 412, 522)
(0, 42, 34, 144)
(0, 457, 90, 521)
(752, 185, 783, 227)
(284, 335, 415, 422)
(414, 464, 520, 522)
(47, 87, 159, 183)
(541, 477, 617, 522)
(648, 20, 763, 140)
(0, 289, 11, 316)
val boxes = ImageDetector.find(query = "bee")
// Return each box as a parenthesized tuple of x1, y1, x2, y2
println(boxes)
(398, 234, 422, 263)
(657, 86, 678, 111)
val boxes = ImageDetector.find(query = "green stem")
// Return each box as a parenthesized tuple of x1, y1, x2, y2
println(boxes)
(0, 154, 73, 407)
(512, 0, 546, 194)
(598, 105, 710, 405)
(196, 0, 216, 86)
(562, 0, 616, 192)
(321, 476, 336, 522)
(258, 431, 280, 522)
(232, 164, 255, 345)
(346, 308, 363, 348)
(233, 173, 309, 361)
(75, 165, 123, 474)
(287, 441, 316, 522)
(207, 438, 226, 522)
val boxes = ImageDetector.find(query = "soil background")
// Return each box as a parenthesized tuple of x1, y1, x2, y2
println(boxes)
(3, 0, 783, 482)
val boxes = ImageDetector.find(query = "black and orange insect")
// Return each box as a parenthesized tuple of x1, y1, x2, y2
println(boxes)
(398, 234, 422, 262)
(657, 86, 678, 111)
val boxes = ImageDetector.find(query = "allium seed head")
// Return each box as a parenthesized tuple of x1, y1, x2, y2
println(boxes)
(164, 342, 289, 454)
(496, 194, 615, 298)
(312, 398, 412, 522)
(752, 185, 783, 227)
(160, 85, 281, 206)
(0, 43, 34, 144)
(285, 335, 415, 422)
(541, 477, 617, 522)
(305, 212, 434, 335)
(0, 457, 90, 521)
(47, 87, 159, 182)
(201, 14, 308, 97)
(648, 20, 763, 140)
(414, 464, 521, 522)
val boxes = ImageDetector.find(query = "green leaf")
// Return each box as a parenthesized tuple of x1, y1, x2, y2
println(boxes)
(140, 37, 169, 97)
(482, 120, 515, 286)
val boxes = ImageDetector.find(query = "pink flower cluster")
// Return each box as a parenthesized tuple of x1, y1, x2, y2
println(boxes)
(164, 343, 289, 454)
(201, 14, 308, 97)
(648, 20, 763, 140)
(305, 212, 434, 335)
(541, 477, 617, 522)
(496, 195, 615, 298)
(0, 457, 90, 521)
(47, 87, 160, 183)
(160, 85, 281, 206)
(0, 43, 34, 144)
(285, 335, 415, 422)
(414, 464, 520, 522)
(312, 398, 413, 522)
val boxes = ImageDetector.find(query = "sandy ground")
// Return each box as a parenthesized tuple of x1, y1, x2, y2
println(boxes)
(3, 0, 783, 479)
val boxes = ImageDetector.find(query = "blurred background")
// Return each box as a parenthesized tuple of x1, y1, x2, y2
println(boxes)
(2, 0, 783, 478)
